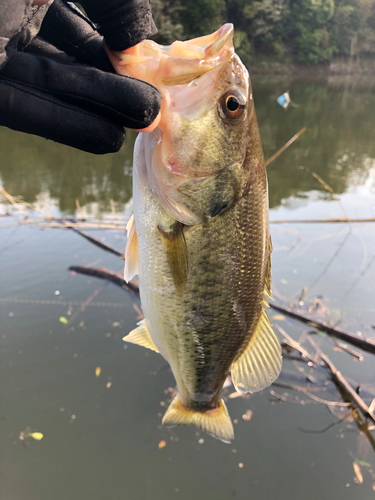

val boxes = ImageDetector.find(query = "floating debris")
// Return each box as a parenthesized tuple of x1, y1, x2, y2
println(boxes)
(19, 427, 44, 442)
(277, 92, 291, 109)
(158, 440, 167, 449)
(228, 392, 243, 399)
(59, 316, 68, 324)
(95, 367, 101, 377)
(242, 410, 253, 421)
(30, 432, 44, 441)
(353, 461, 363, 484)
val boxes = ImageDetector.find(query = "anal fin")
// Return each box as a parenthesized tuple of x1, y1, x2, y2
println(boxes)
(122, 319, 159, 353)
(124, 214, 138, 282)
(162, 396, 234, 443)
(231, 309, 282, 394)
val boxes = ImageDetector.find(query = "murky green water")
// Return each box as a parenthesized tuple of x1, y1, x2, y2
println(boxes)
(1, 76, 375, 500)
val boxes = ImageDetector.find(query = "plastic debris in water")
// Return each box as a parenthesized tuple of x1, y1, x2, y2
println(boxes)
(95, 367, 101, 377)
(59, 316, 68, 324)
(158, 440, 167, 449)
(277, 92, 291, 109)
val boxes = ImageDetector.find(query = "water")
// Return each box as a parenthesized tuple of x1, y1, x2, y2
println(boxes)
(1, 76, 375, 500)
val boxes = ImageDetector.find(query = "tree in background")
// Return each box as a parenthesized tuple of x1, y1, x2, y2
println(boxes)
(151, 0, 184, 44)
(286, 0, 336, 63)
(175, 0, 226, 38)
(150, 0, 375, 64)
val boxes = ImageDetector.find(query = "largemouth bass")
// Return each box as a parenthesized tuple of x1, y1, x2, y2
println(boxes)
(110, 24, 282, 443)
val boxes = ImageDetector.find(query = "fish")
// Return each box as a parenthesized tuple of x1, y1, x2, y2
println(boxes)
(110, 23, 282, 443)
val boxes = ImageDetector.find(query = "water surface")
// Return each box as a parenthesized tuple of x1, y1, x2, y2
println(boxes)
(1, 76, 375, 500)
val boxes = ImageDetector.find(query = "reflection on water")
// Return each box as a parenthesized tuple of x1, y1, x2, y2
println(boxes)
(0, 128, 137, 216)
(256, 76, 375, 208)
(0, 77, 374, 216)
(1, 76, 375, 500)
(255, 77, 375, 208)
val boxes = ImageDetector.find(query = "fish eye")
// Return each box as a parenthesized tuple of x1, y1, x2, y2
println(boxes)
(220, 91, 246, 120)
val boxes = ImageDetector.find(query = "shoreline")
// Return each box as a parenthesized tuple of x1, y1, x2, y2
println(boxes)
(250, 58, 375, 76)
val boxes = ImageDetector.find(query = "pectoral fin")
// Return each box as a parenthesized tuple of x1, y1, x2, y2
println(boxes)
(124, 214, 138, 282)
(122, 319, 159, 353)
(162, 396, 234, 444)
(158, 222, 188, 294)
(231, 309, 282, 394)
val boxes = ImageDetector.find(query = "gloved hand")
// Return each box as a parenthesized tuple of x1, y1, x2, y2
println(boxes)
(0, 0, 161, 154)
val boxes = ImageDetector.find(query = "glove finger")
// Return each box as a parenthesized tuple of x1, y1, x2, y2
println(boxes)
(38, 0, 114, 73)
(80, 0, 157, 51)
(1, 51, 161, 130)
(0, 76, 125, 154)
(25, 36, 77, 64)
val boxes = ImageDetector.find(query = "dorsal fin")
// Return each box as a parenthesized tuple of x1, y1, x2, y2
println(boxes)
(124, 214, 139, 282)
(230, 309, 282, 393)
(123, 319, 159, 353)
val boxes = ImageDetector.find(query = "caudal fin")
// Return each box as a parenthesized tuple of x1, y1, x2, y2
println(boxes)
(162, 396, 234, 443)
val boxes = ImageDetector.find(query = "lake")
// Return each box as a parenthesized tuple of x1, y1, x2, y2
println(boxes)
(0, 75, 375, 500)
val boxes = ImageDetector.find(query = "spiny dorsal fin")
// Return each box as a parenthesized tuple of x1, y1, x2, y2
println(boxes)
(158, 222, 188, 294)
(122, 319, 159, 353)
(124, 214, 138, 282)
(230, 309, 282, 394)
(162, 396, 234, 443)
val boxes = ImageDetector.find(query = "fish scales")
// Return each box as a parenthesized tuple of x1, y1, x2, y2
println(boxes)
(113, 23, 282, 442)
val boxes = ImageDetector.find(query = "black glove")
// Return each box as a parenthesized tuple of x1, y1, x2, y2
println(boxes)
(0, 0, 161, 154)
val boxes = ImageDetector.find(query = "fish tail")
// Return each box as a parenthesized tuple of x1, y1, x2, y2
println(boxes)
(162, 395, 234, 443)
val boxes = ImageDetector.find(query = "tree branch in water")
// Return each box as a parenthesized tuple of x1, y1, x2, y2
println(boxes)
(270, 303, 375, 355)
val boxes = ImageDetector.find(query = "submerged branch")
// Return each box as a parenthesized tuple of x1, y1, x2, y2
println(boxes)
(70, 228, 124, 258)
(270, 303, 375, 355)
(275, 324, 318, 365)
(319, 350, 375, 423)
(307, 337, 375, 424)
(69, 266, 139, 296)
(265, 127, 307, 167)
(2, 216, 375, 230)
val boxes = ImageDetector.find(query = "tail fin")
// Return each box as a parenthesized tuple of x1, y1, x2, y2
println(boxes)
(162, 395, 234, 443)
